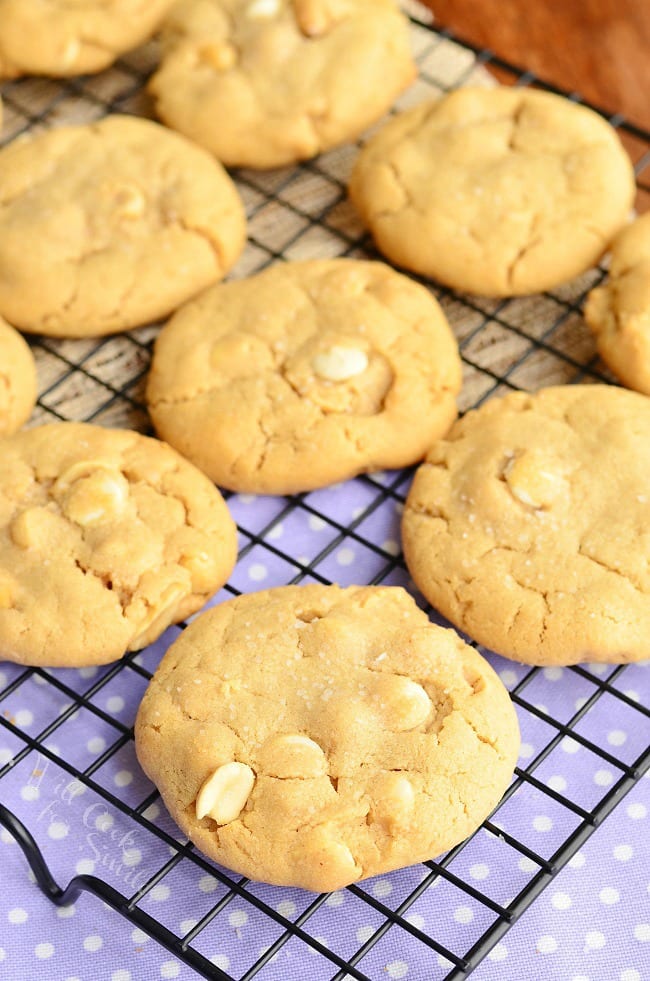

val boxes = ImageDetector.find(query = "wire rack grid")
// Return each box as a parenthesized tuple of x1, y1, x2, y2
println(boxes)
(0, 13, 649, 981)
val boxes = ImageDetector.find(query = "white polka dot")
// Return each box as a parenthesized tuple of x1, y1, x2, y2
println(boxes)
(179, 919, 197, 935)
(131, 929, 149, 944)
(546, 775, 567, 793)
(382, 539, 400, 556)
(14, 709, 33, 727)
(248, 563, 268, 582)
(107, 696, 125, 713)
(142, 802, 160, 821)
(20, 785, 39, 801)
(35, 942, 54, 959)
(94, 812, 113, 832)
(267, 522, 283, 540)
(614, 844, 633, 861)
(454, 906, 474, 924)
(518, 856, 538, 873)
(624, 689, 640, 702)
(518, 742, 534, 759)
(588, 662, 609, 676)
(543, 667, 563, 681)
(0, 671, 6, 688)
(356, 925, 375, 943)
(160, 963, 180, 979)
(57, 905, 75, 919)
(237, 494, 256, 505)
(8, 908, 28, 924)
(627, 802, 647, 820)
(574, 696, 589, 711)
(210, 955, 229, 970)
(0, 748, 13, 766)
(607, 730, 627, 747)
(336, 547, 355, 566)
(112, 972, 131, 981)
(75, 859, 95, 875)
(325, 891, 345, 907)
(48, 821, 69, 840)
(276, 900, 296, 918)
(600, 887, 619, 905)
(228, 910, 248, 928)
(469, 863, 489, 881)
(561, 736, 580, 754)
(86, 737, 106, 754)
(594, 769, 613, 786)
(585, 931, 606, 950)
(404, 913, 425, 930)
(386, 961, 408, 979)
(46, 744, 60, 757)
(633, 924, 650, 941)
(79, 667, 98, 679)
(198, 875, 217, 893)
(150, 884, 170, 902)
(533, 815, 553, 832)
(499, 669, 517, 687)
(84, 935, 103, 952)
(620, 971, 641, 981)
(551, 892, 572, 910)
(372, 879, 393, 898)
(537, 935, 558, 954)
(114, 770, 133, 788)
(569, 852, 586, 869)
(0, 950, 5, 962)
(1, 828, 16, 844)
(535, 703, 548, 714)
(437, 954, 452, 968)
(308, 515, 326, 531)
(487, 943, 508, 961)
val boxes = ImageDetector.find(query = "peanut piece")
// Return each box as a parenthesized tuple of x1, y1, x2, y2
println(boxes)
(196, 762, 255, 824)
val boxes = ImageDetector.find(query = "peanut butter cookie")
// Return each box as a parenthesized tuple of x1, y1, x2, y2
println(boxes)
(403, 385, 650, 666)
(0, 318, 37, 437)
(349, 87, 635, 296)
(0, 0, 175, 79)
(146, 259, 462, 494)
(585, 213, 650, 395)
(0, 115, 246, 337)
(135, 584, 520, 891)
(148, 0, 416, 169)
(0, 423, 237, 667)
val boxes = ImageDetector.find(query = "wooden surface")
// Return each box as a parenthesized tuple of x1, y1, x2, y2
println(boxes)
(423, 0, 650, 130)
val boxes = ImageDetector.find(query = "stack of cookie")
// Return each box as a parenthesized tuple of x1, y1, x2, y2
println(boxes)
(0, 0, 647, 893)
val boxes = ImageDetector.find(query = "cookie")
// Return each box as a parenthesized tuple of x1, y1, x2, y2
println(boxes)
(135, 584, 520, 891)
(0, 318, 37, 437)
(585, 213, 650, 394)
(148, 0, 416, 169)
(146, 259, 462, 494)
(402, 385, 650, 666)
(349, 87, 636, 296)
(0, 115, 246, 337)
(0, 423, 237, 667)
(0, 0, 175, 79)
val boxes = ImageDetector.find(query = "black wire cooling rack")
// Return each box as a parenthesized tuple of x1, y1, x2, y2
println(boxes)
(1, 12, 649, 981)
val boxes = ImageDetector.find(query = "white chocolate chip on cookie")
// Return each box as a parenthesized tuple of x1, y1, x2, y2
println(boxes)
(247, 0, 280, 19)
(312, 346, 369, 382)
(60, 469, 129, 526)
(196, 762, 256, 824)
(259, 733, 328, 779)
(503, 452, 563, 510)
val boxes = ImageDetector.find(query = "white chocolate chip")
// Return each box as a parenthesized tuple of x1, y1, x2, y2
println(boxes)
(247, 0, 280, 19)
(61, 470, 129, 526)
(260, 733, 328, 778)
(128, 582, 188, 651)
(503, 452, 562, 510)
(179, 549, 219, 592)
(371, 675, 432, 731)
(196, 762, 255, 824)
(114, 185, 145, 220)
(10, 508, 51, 549)
(312, 346, 369, 382)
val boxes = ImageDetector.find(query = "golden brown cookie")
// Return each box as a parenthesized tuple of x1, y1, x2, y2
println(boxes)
(349, 87, 635, 296)
(146, 259, 462, 494)
(0, 0, 175, 79)
(0, 318, 37, 437)
(0, 115, 246, 337)
(0, 423, 237, 667)
(148, 0, 416, 169)
(135, 584, 520, 891)
(403, 385, 650, 666)
(585, 213, 650, 395)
